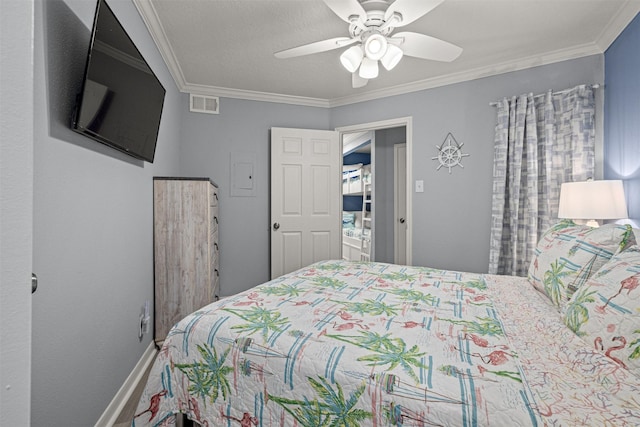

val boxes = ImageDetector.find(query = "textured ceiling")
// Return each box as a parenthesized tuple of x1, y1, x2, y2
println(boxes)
(133, 0, 640, 106)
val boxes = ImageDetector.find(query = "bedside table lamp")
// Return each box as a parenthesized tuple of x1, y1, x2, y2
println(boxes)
(558, 180, 628, 227)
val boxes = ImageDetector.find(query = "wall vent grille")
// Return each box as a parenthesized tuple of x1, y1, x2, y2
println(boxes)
(190, 94, 219, 114)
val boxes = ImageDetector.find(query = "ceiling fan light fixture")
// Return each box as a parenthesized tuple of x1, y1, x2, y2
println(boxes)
(275, 0, 464, 84)
(381, 44, 403, 70)
(363, 33, 388, 61)
(359, 57, 379, 79)
(340, 46, 364, 73)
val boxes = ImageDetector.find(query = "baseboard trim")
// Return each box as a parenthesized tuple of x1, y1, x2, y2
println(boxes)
(95, 341, 157, 427)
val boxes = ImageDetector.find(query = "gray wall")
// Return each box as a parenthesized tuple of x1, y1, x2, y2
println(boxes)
(180, 55, 603, 288)
(0, 0, 35, 424)
(178, 96, 330, 295)
(331, 55, 604, 273)
(32, 0, 181, 425)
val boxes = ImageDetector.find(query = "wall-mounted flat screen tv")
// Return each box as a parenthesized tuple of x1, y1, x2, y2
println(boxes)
(72, 0, 165, 163)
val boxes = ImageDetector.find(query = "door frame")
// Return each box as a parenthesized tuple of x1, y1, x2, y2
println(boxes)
(336, 117, 413, 265)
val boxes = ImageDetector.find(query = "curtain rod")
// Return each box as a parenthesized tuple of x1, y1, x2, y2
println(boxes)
(489, 83, 600, 107)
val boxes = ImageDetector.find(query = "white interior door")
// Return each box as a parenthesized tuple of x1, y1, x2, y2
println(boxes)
(271, 127, 341, 279)
(394, 143, 407, 265)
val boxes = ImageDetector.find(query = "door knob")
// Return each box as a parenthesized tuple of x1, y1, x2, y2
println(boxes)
(273, 222, 280, 230)
(399, 218, 405, 224)
(32, 273, 38, 294)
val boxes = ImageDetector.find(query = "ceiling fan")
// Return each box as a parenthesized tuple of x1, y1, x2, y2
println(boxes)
(274, 0, 463, 88)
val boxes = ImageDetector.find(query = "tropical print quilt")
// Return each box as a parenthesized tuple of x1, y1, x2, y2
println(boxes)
(133, 261, 640, 426)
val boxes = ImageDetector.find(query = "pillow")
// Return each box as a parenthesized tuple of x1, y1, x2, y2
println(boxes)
(528, 220, 635, 309)
(563, 245, 640, 376)
(342, 212, 356, 228)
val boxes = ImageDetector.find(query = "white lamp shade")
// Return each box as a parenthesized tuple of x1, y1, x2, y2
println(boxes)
(558, 180, 628, 222)
(363, 33, 388, 61)
(359, 57, 379, 79)
(340, 46, 363, 73)
(381, 44, 403, 71)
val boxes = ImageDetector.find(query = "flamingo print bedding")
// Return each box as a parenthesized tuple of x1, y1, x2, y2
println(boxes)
(133, 260, 640, 426)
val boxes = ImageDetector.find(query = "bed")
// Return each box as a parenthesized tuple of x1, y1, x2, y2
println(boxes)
(343, 164, 371, 195)
(342, 212, 370, 262)
(133, 220, 640, 426)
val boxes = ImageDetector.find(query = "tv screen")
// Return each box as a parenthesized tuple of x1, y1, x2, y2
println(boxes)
(72, 0, 165, 163)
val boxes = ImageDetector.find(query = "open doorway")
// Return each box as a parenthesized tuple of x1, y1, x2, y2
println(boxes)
(341, 131, 373, 262)
(337, 117, 412, 265)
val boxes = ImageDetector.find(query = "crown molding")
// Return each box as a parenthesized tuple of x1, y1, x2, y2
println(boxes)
(185, 42, 602, 109)
(133, 0, 329, 108)
(329, 42, 603, 107)
(181, 83, 331, 108)
(134, 0, 638, 109)
(594, 0, 640, 51)
(133, 0, 187, 87)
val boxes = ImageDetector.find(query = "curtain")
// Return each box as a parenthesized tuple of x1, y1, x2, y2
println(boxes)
(488, 84, 595, 276)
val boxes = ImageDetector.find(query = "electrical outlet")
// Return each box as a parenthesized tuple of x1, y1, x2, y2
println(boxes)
(139, 300, 151, 339)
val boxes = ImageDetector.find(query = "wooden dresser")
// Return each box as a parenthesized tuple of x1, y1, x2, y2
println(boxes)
(153, 177, 219, 346)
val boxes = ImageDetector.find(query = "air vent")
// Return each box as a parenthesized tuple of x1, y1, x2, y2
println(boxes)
(189, 94, 219, 114)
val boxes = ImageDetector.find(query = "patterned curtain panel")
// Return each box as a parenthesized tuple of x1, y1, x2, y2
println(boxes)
(488, 85, 595, 276)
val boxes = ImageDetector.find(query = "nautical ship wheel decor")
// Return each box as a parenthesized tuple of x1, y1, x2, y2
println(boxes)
(432, 133, 470, 174)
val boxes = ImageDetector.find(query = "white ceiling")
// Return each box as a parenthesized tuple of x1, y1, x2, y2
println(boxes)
(133, 0, 640, 107)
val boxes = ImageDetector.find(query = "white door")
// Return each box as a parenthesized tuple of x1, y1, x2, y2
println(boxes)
(394, 143, 407, 265)
(0, 0, 34, 424)
(271, 127, 341, 279)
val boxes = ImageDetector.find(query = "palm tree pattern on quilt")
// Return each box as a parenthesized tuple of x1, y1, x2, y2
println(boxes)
(132, 260, 640, 426)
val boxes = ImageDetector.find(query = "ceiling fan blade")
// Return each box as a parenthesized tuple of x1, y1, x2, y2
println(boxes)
(274, 37, 355, 59)
(352, 72, 368, 88)
(385, 0, 445, 27)
(323, 0, 367, 24)
(394, 32, 462, 62)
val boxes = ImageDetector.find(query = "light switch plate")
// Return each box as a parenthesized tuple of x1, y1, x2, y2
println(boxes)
(415, 180, 424, 193)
